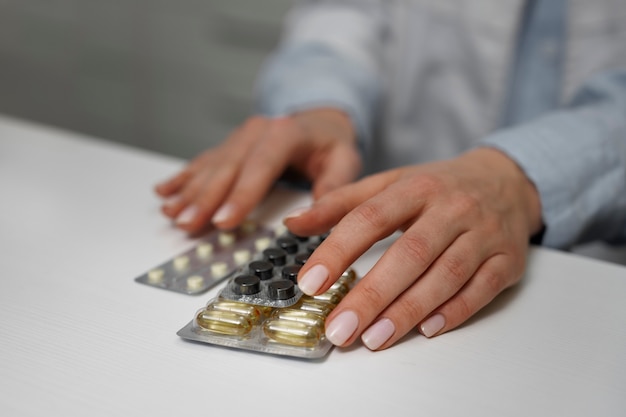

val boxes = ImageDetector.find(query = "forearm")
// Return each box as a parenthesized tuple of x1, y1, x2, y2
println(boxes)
(481, 70, 626, 248)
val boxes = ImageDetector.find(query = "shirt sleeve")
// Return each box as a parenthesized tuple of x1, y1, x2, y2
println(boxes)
(254, 0, 389, 155)
(480, 70, 626, 249)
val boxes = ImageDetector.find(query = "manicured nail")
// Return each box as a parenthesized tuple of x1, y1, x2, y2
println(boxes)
(326, 310, 359, 346)
(297, 264, 328, 295)
(420, 313, 445, 338)
(212, 203, 234, 224)
(283, 206, 311, 221)
(361, 318, 395, 350)
(175, 205, 198, 225)
(163, 195, 182, 208)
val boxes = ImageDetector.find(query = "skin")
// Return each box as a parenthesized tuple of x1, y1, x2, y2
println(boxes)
(155, 108, 543, 351)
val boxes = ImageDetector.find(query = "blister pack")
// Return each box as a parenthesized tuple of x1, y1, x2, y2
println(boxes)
(134, 221, 275, 295)
(177, 267, 357, 359)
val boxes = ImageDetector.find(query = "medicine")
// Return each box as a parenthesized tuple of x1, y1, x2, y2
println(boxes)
(173, 256, 190, 270)
(249, 260, 273, 280)
(196, 243, 213, 258)
(147, 268, 164, 284)
(232, 274, 261, 295)
(263, 248, 287, 266)
(255, 237, 272, 252)
(271, 308, 325, 329)
(218, 232, 236, 247)
(263, 318, 323, 347)
(281, 265, 301, 283)
(207, 300, 261, 325)
(312, 290, 343, 306)
(297, 298, 335, 317)
(276, 236, 299, 254)
(211, 261, 229, 278)
(195, 309, 253, 336)
(233, 249, 251, 265)
(186, 275, 204, 290)
(268, 280, 296, 300)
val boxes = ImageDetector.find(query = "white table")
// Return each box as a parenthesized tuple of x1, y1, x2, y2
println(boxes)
(1, 114, 625, 416)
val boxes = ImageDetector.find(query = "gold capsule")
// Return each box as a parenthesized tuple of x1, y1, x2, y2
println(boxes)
(195, 309, 252, 336)
(271, 308, 325, 328)
(312, 290, 343, 306)
(207, 300, 261, 325)
(297, 297, 335, 317)
(339, 268, 357, 285)
(328, 281, 350, 296)
(263, 318, 323, 347)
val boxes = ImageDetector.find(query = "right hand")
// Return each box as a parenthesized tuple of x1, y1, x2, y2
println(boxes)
(154, 108, 362, 233)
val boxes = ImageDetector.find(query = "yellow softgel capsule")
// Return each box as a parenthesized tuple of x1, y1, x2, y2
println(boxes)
(263, 318, 323, 347)
(312, 290, 343, 306)
(208, 300, 262, 325)
(271, 308, 325, 328)
(328, 281, 350, 296)
(339, 268, 357, 285)
(195, 309, 253, 336)
(297, 298, 335, 317)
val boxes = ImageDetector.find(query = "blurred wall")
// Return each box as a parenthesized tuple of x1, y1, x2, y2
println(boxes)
(0, 0, 292, 159)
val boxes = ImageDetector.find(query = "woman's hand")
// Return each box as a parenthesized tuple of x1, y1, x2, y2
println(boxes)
(154, 108, 362, 233)
(284, 147, 543, 350)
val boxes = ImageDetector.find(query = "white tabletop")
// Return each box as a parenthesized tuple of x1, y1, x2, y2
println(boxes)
(1, 114, 625, 416)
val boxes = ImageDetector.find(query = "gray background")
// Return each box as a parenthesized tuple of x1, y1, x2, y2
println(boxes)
(0, 0, 291, 159)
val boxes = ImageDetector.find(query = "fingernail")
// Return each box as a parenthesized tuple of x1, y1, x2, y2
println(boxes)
(297, 264, 328, 295)
(283, 206, 311, 220)
(420, 314, 445, 338)
(361, 318, 395, 350)
(175, 205, 198, 225)
(163, 195, 182, 208)
(212, 203, 234, 224)
(326, 310, 359, 346)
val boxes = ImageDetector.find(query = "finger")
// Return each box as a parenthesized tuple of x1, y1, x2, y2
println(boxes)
(284, 170, 401, 237)
(359, 229, 490, 350)
(209, 119, 302, 229)
(318, 205, 468, 347)
(419, 252, 523, 338)
(310, 143, 362, 199)
(155, 169, 191, 198)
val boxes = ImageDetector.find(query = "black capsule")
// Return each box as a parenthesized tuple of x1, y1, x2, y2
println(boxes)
(263, 248, 288, 266)
(276, 236, 299, 254)
(294, 252, 309, 265)
(306, 242, 320, 254)
(268, 280, 296, 300)
(232, 275, 261, 295)
(281, 265, 301, 284)
(249, 260, 274, 280)
(288, 232, 309, 242)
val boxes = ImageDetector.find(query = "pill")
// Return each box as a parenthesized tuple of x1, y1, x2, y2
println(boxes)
(195, 309, 252, 336)
(196, 243, 214, 258)
(281, 265, 301, 283)
(263, 318, 323, 347)
(276, 236, 299, 254)
(218, 231, 236, 247)
(288, 232, 309, 242)
(312, 290, 343, 306)
(328, 281, 350, 296)
(232, 274, 261, 295)
(297, 298, 335, 316)
(271, 308, 325, 328)
(306, 242, 320, 254)
(249, 260, 273, 280)
(210, 261, 229, 278)
(294, 252, 309, 265)
(255, 237, 272, 252)
(273, 224, 288, 237)
(263, 247, 287, 266)
(147, 268, 164, 284)
(233, 249, 251, 265)
(268, 280, 296, 300)
(174, 256, 190, 270)
(208, 300, 261, 325)
(339, 268, 357, 285)
(186, 275, 204, 290)
(240, 220, 257, 234)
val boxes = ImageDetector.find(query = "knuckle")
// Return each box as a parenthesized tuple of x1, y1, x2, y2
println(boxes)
(439, 254, 471, 289)
(453, 294, 474, 320)
(481, 267, 508, 295)
(349, 203, 389, 231)
(394, 299, 427, 323)
(356, 283, 387, 310)
(397, 233, 434, 268)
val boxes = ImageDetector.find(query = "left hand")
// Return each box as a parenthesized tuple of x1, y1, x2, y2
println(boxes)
(284, 147, 543, 351)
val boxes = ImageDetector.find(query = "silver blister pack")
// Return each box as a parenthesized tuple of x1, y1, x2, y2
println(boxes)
(177, 268, 357, 359)
(134, 221, 274, 295)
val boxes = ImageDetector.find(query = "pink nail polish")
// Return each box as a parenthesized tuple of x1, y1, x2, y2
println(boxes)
(325, 310, 359, 346)
(420, 314, 445, 338)
(212, 203, 234, 224)
(283, 206, 310, 220)
(175, 205, 198, 225)
(297, 264, 328, 295)
(362, 318, 395, 350)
